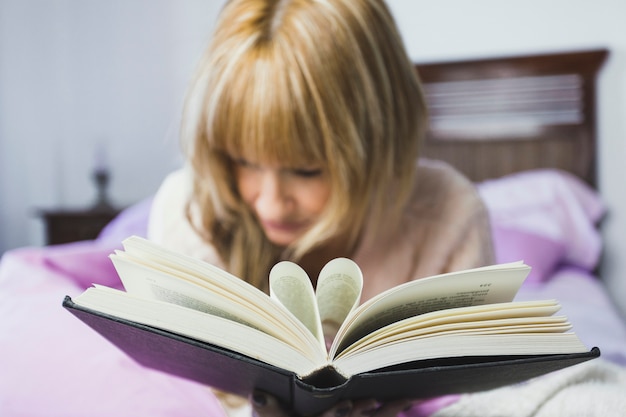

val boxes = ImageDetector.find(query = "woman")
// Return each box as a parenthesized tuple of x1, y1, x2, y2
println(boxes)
(148, 0, 494, 416)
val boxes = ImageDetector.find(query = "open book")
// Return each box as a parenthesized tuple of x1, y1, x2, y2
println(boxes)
(64, 236, 598, 415)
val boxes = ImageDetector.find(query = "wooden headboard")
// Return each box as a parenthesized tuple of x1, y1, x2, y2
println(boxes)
(415, 49, 608, 187)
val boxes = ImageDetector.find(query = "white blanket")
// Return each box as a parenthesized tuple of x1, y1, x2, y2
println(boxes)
(433, 359, 626, 417)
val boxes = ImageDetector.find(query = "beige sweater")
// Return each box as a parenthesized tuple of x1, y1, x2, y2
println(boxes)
(147, 158, 494, 416)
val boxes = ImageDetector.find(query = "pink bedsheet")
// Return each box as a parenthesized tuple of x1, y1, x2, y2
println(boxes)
(0, 243, 228, 417)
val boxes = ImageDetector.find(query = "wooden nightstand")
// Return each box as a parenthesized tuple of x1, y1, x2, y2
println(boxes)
(38, 207, 121, 245)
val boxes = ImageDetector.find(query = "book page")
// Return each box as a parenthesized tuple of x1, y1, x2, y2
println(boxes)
(337, 300, 566, 357)
(112, 254, 322, 359)
(269, 261, 324, 350)
(334, 332, 588, 377)
(120, 237, 271, 306)
(73, 286, 325, 377)
(268, 258, 363, 353)
(315, 258, 362, 348)
(330, 262, 531, 356)
(111, 237, 324, 359)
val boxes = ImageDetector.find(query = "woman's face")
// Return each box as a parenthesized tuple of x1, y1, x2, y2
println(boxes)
(234, 156, 331, 246)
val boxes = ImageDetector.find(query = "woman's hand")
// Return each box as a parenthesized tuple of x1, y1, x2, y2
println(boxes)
(251, 390, 412, 417)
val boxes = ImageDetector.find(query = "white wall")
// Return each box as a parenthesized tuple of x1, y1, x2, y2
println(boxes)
(0, 0, 224, 249)
(1, 0, 625, 315)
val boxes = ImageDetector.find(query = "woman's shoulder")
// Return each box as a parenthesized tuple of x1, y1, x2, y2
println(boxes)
(147, 167, 191, 240)
(147, 167, 223, 265)
(414, 158, 479, 203)
(157, 167, 192, 194)
(147, 168, 192, 232)
(406, 158, 487, 228)
(415, 158, 474, 189)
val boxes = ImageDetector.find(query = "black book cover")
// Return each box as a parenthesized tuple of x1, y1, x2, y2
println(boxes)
(63, 296, 600, 416)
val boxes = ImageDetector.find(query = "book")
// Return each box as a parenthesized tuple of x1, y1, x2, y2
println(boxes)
(64, 236, 599, 416)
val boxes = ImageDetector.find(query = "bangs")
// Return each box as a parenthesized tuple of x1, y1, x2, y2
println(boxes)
(206, 47, 327, 167)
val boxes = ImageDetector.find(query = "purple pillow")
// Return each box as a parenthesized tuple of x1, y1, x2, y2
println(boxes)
(97, 197, 153, 244)
(492, 225, 566, 284)
(478, 169, 605, 272)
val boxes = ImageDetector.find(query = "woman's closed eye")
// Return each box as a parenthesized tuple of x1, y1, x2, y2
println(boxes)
(233, 158, 260, 170)
(291, 168, 323, 178)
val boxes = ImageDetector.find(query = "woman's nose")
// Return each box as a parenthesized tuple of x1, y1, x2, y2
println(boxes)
(256, 172, 292, 217)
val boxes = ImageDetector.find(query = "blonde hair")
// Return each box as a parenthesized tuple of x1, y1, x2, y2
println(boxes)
(181, 0, 427, 291)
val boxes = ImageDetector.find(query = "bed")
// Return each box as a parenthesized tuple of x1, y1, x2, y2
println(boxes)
(1, 49, 626, 417)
